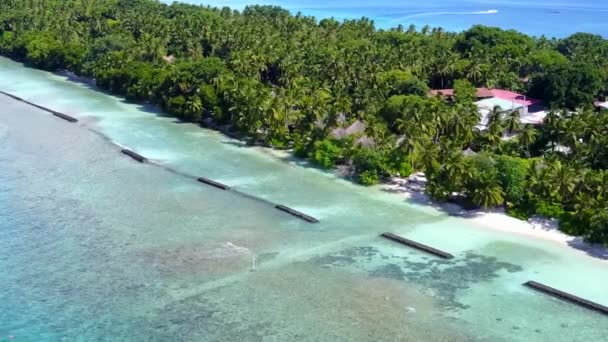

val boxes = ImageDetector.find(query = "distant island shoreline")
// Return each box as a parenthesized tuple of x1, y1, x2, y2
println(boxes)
(182, 0, 608, 38)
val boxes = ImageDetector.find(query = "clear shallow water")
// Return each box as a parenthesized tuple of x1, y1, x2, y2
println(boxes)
(1, 56, 608, 341)
(176, 0, 608, 37)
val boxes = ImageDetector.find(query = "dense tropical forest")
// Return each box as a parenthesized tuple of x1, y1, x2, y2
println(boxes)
(0, 0, 607, 243)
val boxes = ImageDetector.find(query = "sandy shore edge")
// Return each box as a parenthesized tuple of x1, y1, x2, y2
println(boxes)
(2, 87, 606, 264)
(384, 178, 608, 264)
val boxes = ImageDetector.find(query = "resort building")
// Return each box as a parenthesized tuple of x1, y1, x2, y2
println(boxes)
(594, 100, 608, 110)
(431, 88, 547, 130)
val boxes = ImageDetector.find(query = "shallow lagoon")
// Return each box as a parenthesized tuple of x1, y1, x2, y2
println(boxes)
(1, 56, 607, 341)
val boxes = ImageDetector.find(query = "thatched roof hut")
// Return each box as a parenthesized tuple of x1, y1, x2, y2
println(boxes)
(330, 120, 366, 139)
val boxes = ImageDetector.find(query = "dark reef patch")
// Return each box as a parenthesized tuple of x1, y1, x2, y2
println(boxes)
(310, 247, 523, 310)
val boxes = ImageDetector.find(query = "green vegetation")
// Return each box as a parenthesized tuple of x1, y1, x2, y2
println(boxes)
(0, 0, 606, 244)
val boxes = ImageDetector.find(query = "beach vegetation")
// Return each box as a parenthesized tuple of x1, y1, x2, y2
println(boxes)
(312, 139, 343, 169)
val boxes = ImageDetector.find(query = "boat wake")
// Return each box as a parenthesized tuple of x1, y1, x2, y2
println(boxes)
(474, 9, 498, 14)
(397, 9, 499, 20)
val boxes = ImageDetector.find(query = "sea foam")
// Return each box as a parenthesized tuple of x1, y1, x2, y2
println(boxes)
(397, 9, 499, 20)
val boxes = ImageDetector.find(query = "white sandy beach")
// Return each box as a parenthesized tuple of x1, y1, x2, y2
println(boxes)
(385, 177, 608, 264)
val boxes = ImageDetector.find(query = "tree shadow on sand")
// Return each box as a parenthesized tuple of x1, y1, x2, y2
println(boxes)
(567, 238, 608, 260)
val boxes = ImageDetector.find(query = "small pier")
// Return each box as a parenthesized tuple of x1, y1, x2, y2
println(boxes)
(523, 281, 608, 315)
(197, 177, 231, 190)
(121, 149, 148, 163)
(380, 233, 453, 259)
(275, 205, 319, 223)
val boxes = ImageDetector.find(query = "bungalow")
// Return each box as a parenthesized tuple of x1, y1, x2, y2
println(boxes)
(431, 87, 547, 129)
(431, 87, 540, 105)
(329, 119, 376, 148)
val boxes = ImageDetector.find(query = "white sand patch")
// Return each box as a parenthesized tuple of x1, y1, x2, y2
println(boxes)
(383, 177, 608, 264)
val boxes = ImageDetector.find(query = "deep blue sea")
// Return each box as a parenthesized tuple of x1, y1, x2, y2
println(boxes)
(178, 0, 608, 37)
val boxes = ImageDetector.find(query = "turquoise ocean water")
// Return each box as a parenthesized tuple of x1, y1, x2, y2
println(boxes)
(1, 56, 608, 341)
(176, 0, 608, 37)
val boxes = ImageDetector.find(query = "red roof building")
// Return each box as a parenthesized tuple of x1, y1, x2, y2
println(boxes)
(431, 88, 542, 107)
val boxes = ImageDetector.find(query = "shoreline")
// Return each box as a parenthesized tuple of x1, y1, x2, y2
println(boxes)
(0, 91, 321, 225)
(255, 146, 608, 264)
(1, 70, 606, 264)
(384, 178, 608, 264)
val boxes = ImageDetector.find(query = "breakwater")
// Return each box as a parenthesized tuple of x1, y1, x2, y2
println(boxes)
(524, 281, 608, 316)
(197, 177, 231, 190)
(380, 233, 454, 259)
(121, 149, 148, 163)
(0, 90, 78, 123)
(0, 90, 319, 224)
(275, 205, 320, 223)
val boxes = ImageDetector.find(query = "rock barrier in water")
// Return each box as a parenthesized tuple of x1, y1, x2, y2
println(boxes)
(380, 233, 454, 259)
(51, 111, 78, 123)
(275, 205, 319, 223)
(0, 90, 78, 122)
(523, 281, 608, 315)
(121, 149, 148, 163)
(197, 177, 231, 190)
(0, 91, 23, 101)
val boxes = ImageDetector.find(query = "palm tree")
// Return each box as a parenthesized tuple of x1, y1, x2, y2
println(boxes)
(486, 105, 504, 126)
(466, 62, 482, 84)
(437, 55, 457, 88)
(486, 120, 504, 151)
(417, 138, 440, 172)
(559, 118, 581, 152)
(519, 124, 538, 157)
(549, 161, 578, 203)
(398, 134, 419, 170)
(444, 150, 472, 189)
(504, 109, 521, 133)
(544, 110, 564, 152)
(528, 160, 553, 199)
(471, 183, 505, 208)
